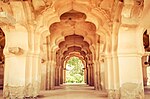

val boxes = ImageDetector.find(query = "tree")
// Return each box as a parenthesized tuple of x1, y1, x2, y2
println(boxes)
(66, 57, 84, 83)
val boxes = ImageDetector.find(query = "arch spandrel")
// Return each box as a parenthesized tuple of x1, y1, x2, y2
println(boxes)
(37, 0, 111, 35)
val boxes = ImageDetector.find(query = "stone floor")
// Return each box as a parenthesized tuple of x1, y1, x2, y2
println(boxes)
(0, 84, 150, 99)
(38, 84, 108, 99)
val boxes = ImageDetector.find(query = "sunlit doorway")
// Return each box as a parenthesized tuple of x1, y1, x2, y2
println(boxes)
(65, 56, 85, 84)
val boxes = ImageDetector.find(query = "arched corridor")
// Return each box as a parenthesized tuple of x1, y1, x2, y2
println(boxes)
(1, 0, 150, 99)
(39, 10, 99, 93)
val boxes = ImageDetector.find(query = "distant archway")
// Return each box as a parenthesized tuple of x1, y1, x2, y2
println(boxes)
(65, 56, 85, 84)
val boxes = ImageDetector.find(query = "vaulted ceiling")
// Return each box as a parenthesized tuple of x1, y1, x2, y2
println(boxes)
(0, 0, 147, 64)
(49, 10, 96, 64)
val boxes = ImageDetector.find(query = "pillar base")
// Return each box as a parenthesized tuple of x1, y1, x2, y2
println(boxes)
(24, 81, 40, 97)
(120, 83, 144, 99)
(108, 89, 120, 99)
(3, 84, 25, 98)
(3, 81, 40, 98)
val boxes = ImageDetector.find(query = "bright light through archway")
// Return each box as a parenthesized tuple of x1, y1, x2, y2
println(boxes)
(65, 57, 84, 84)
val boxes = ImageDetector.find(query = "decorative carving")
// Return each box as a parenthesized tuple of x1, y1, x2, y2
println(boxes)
(41, 58, 46, 63)
(97, 0, 103, 7)
(1, 0, 9, 3)
(122, 5, 133, 18)
(24, 81, 40, 98)
(120, 83, 144, 99)
(8, 47, 23, 55)
(131, 0, 144, 18)
(3, 81, 40, 98)
(0, 12, 16, 26)
(3, 84, 25, 98)
(108, 89, 120, 99)
(121, 0, 144, 25)
(32, 0, 54, 15)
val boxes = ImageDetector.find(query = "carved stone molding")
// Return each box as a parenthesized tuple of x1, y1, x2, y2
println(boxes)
(108, 89, 120, 99)
(3, 81, 40, 98)
(131, 0, 144, 18)
(120, 83, 144, 99)
(0, 12, 16, 26)
(24, 81, 40, 98)
(41, 58, 46, 64)
(3, 84, 25, 98)
(8, 47, 24, 55)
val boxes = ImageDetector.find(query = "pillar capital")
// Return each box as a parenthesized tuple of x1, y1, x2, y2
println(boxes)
(4, 47, 24, 57)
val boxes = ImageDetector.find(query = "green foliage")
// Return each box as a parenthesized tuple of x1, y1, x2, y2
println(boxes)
(66, 57, 84, 83)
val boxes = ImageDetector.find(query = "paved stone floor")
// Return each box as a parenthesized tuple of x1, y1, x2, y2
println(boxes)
(38, 84, 108, 99)
(0, 84, 150, 99)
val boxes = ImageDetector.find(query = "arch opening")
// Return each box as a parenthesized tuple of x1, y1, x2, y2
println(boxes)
(65, 56, 85, 84)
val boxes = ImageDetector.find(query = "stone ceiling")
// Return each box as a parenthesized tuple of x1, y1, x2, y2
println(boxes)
(50, 10, 96, 64)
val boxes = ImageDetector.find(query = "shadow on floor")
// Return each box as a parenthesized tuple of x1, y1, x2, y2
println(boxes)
(37, 95, 45, 98)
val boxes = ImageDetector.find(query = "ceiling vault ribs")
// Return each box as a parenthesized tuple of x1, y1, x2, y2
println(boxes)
(49, 10, 96, 66)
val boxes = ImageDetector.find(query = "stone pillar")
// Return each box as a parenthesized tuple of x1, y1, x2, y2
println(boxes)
(87, 64, 91, 85)
(112, 54, 119, 89)
(2, 24, 29, 98)
(97, 60, 102, 90)
(55, 67, 57, 86)
(49, 52, 56, 89)
(108, 54, 120, 99)
(46, 60, 50, 90)
(3, 53, 26, 98)
(104, 54, 120, 98)
(63, 67, 66, 83)
(104, 54, 113, 90)
(84, 67, 87, 83)
(87, 65, 89, 85)
(100, 58, 105, 90)
(118, 27, 144, 99)
(142, 55, 148, 86)
(55, 66, 59, 86)
(94, 60, 101, 90)
(58, 66, 60, 85)
(40, 57, 47, 90)
(60, 67, 63, 84)
(59, 66, 62, 85)
(86, 67, 88, 84)
(46, 59, 55, 90)
(119, 54, 144, 99)
(85, 61, 88, 84)
(90, 64, 94, 86)
(93, 61, 97, 89)
(25, 53, 41, 97)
